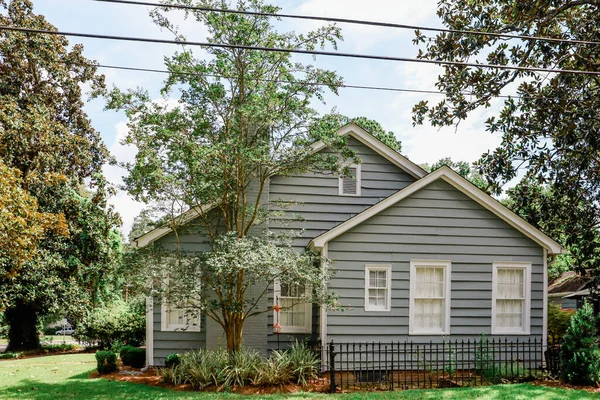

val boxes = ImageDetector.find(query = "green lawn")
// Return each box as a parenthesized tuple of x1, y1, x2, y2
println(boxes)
(1, 353, 599, 399)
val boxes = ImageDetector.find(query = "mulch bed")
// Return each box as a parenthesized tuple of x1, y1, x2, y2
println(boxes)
(90, 366, 331, 394)
(91, 366, 600, 394)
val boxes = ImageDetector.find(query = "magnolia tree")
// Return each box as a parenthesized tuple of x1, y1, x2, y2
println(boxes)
(0, 0, 121, 351)
(412, 0, 600, 288)
(107, 0, 378, 351)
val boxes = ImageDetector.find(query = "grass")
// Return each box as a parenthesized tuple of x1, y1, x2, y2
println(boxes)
(1, 353, 599, 399)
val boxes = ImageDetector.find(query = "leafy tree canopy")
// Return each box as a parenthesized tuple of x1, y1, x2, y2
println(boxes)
(412, 0, 600, 283)
(107, 0, 350, 351)
(0, 0, 120, 351)
(311, 113, 402, 152)
(0, 162, 67, 284)
(422, 157, 488, 192)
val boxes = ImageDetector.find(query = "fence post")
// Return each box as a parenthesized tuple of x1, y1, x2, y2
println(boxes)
(329, 340, 336, 393)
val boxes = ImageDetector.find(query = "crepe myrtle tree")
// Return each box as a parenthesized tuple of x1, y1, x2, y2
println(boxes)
(107, 0, 366, 351)
(136, 232, 335, 352)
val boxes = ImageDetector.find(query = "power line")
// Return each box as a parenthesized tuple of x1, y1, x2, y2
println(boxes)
(75, 62, 581, 102)
(96, 63, 449, 95)
(2, 25, 600, 77)
(93, 0, 600, 47)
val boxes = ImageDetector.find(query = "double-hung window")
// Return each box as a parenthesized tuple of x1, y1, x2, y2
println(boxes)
(339, 164, 361, 196)
(275, 282, 312, 333)
(364, 264, 391, 312)
(161, 278, 201, 332)
(409, 260, 451, 335)
(492, 262, 531, 334)
(161, 304, 201, 332)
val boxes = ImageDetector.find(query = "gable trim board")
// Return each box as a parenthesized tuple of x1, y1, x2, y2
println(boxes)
(309, 166, 564, 255)
(133, 123, 424, 250)
(310, 122, 428, 180)
(132, 204, 215, 248)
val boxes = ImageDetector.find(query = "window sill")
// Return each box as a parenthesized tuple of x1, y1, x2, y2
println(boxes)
(161, 326, 202, 332)
(491, 328, 530, 335)
(409, 330, 450, 336)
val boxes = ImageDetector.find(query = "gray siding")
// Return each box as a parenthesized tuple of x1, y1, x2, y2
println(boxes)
(267, 137, 417, 349)
(151, 180, 271, 362)
(269, 137, 416, 250)
(152, 302, 206, 366)
(326, 180, 545, 343)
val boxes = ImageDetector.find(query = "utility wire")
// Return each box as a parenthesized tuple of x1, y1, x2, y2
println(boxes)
(69, 62, 583, 102)
(96, 63, 449, 95)
(2, 25, 600, 76)
(93, 0, 600, 46)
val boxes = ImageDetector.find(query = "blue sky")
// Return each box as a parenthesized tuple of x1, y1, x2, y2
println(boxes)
(31, 0, 504, 235)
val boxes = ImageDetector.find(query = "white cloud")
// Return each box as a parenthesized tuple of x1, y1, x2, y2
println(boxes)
(288, 0, 440, 51)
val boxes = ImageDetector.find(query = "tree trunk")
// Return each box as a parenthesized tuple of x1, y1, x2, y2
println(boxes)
(5, 299, 40, 351)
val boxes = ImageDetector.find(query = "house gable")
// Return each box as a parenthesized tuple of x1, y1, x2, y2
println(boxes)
(310, 166, 563, 255)
(325, 178, 548, 342)
(310, 122, 428, 179)
(269, 135, 419, 251)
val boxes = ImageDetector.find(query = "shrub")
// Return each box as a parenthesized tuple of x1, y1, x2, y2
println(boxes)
(74, 300, 145, 349)
(561, 302, 600, 385)
(254, 350, 292, 386)
(160, 343, 319, 390)
(475, 335, 496, 381)
(42, 344, 80, 353)
(119, 345, 136, 360)
(42, 326, 57, 336)
(222, 347, 262, 387)
(0, 352, 20, 360)
(120, 345, 146, 368)
(96, 350, 117, 374)
(165, 353, 182, 369)
(548, 303, 575, 345)
(286, 340, 320, 385)
(123, 347, 146, 368)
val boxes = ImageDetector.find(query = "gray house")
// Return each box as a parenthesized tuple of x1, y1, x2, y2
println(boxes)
(134, 123, 563, 366)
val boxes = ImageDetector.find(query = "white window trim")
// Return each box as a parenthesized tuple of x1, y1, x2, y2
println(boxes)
(273, 281, 312, 334)
(409, 260, 451, 335)
(364, 264, 392, 312)
(161, 302, 201, 332)
(491, 262, 531, 335)
(338, 164, 361, 196)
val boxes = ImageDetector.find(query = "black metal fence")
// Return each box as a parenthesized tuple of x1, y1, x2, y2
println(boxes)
(317, 338, 560, 392)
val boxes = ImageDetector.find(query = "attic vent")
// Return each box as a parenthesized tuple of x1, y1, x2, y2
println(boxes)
(339, 165, 361, 196)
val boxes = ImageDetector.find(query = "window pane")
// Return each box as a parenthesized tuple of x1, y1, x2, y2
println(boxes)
(366, 268, 389, 310)
(280, 298, 306, 327)
(279, 284, 308, 329)
(496, 299, 523, 328)
(415, 267, 444, 298)
(414, 299, 443, 330)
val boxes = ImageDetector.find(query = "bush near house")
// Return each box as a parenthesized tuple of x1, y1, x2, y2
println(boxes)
(560, 302, 600, 385)
(548, 303, 575, 345)
(95, 351, 118, 374)
(74, 300, 145, 349)
(160, 341, 319, 390)
(120, 345, 146, 368)
(164, 353, 181, 369)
